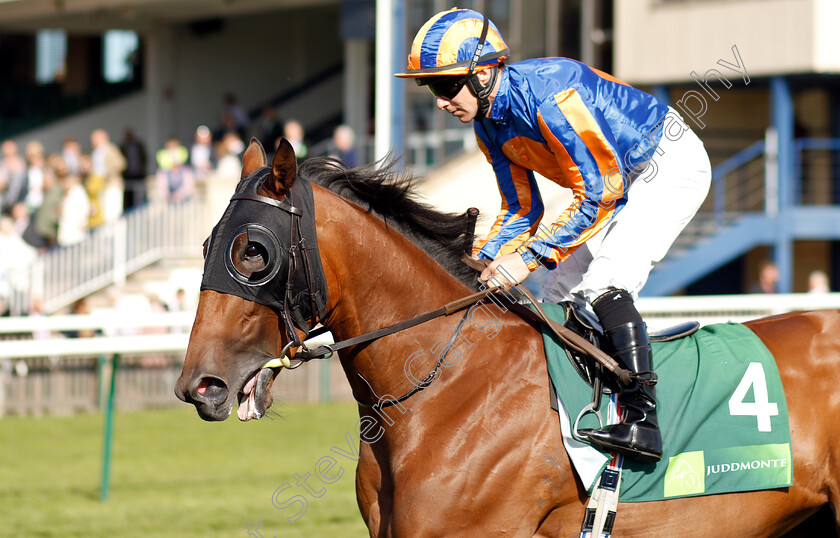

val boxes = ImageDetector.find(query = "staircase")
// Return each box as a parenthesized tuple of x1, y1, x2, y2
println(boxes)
(644, 136, 840, 296)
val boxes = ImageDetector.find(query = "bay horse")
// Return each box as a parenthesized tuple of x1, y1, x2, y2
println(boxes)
(176, 138, 840, 536)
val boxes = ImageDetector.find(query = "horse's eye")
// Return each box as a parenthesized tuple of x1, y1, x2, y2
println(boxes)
(244, 243, 262, 259)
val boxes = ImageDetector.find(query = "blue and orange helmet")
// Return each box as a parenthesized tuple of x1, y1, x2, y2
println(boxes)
(395, 8, 510, 79)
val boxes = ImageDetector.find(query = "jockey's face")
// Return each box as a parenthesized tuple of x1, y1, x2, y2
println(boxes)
(435, 83, 479, 123)
(433, 68, 494, 123)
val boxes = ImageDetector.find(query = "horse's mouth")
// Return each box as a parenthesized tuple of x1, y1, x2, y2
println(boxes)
(236, 366, 277, 421)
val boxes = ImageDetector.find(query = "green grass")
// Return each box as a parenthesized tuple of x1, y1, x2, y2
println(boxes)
(0, 403, 369, 537)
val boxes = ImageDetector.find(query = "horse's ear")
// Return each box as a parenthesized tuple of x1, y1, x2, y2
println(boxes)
(266, 137, 297, 194)
(240, 138, 267, 181)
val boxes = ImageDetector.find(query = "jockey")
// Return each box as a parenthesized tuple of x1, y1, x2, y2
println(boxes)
(396, 8, 712, 463)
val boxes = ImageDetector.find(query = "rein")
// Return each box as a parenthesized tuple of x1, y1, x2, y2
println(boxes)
(280, 262, 633, 407)
(295, 287, 498, 360)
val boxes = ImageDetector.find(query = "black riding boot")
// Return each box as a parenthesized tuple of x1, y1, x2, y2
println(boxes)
(578, 290, 662, 463)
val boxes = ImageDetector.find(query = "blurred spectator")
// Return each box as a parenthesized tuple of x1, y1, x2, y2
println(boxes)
(190, 125, 215, 182)
(120, 128, 148, 210)
(29, 154, 65, 249)
(0, 214, 36, 307)
(169, 288, 191, 333)
(251, 105, 283, 151)
(808, 270, 830, 294)
(63, 298, 99, 338)
(10, 202, 29, 237)
(155, 138, 194, 202)
(83, 151, 105, 229)
(331, 124, 359, 167)
(223, 93, 250, 140)
(0, 140, 28, 216)
(749, 260, 779, 294)
(24, 140, 46, 213)
(90, 129, 126, 225)
(58, 165, 90, 246)
(283, 120, 308, 160)
(61, 137, 83, 175)
(216, 132, 244, 179)
(171, 287, 189, 312)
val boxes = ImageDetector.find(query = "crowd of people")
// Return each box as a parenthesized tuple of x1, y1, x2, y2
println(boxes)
(0, 87, 365, 317)
(0, 126, 202, 256)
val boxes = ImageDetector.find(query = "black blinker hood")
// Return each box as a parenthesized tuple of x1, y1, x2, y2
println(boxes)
(200, 167, 328, 335)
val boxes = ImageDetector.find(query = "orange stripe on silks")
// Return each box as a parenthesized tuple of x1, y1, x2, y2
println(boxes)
(496, 230, 538, 257)
(476, 136, 494, 165)
(523, 194, 617, 264)
(537, 109, 586, 193)
(516, 137, 567, 184)
(509, 164, 533, 219)
(590, 67, 630, 87)
(553, 89, 624, 206)
(478, 165, 536, 252)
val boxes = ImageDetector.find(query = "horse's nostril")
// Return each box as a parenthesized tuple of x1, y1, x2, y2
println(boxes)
(196, 377, 228, 404)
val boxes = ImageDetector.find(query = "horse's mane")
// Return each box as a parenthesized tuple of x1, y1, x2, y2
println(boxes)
(298, 156, 480, 290)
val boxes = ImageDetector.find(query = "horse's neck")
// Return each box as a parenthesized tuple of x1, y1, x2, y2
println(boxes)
(312, 187, 476, 401)
(310, 188, 570, 511)
(314, 187, 469, 338)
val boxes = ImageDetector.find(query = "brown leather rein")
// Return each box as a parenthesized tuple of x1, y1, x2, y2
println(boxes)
(290, 255, 633, 387)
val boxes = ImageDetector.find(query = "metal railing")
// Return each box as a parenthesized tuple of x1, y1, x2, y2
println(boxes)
(7, 198, 207, 316)
(706, 134, 840, 226)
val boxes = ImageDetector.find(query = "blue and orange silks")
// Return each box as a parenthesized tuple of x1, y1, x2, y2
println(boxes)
(473, 58, 670, 270)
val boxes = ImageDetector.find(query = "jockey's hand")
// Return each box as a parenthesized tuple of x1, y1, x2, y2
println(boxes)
(480, 252, 530, 290)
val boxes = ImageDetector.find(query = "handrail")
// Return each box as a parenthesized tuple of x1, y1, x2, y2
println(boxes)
(711, 139, 767, 181)
(707, 136, 840, 227)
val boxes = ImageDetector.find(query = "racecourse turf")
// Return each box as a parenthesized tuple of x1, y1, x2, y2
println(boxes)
(0, 402, 369, 537)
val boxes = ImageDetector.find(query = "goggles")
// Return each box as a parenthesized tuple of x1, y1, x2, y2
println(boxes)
(418, 75, 469, 100)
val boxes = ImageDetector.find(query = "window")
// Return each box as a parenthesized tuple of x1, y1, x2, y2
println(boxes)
(103, 30, 139, 83)
(35, 29, 67, 84)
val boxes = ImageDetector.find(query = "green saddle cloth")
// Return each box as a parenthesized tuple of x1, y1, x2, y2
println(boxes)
(540, 302, 793, 502)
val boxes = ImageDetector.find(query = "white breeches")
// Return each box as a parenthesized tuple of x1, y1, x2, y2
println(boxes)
(543, 112, 712, 305)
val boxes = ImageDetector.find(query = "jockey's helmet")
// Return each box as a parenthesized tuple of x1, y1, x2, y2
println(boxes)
(395, 8, 509, 115)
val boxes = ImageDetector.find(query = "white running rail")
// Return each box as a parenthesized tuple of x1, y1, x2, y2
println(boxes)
(8, 198, 207, 315)
(637, 292, 840, 330)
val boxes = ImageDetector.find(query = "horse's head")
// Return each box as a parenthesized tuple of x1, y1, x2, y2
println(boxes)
(175, 138, 328, 421)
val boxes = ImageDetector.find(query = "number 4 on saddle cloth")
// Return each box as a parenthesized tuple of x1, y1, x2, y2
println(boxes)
(541, 301, 793, 503)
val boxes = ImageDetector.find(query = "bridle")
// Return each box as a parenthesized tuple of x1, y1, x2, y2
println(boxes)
(231, 189, 322, 352)
(199, 167, 328, 352)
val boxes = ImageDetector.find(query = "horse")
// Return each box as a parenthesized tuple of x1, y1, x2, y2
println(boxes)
(175, 138, 840, 536)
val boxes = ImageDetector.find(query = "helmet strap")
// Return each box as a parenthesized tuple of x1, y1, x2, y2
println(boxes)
(466, 65, 499, 118)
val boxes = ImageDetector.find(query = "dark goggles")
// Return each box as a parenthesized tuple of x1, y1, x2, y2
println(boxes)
(417, 75, 469, 100)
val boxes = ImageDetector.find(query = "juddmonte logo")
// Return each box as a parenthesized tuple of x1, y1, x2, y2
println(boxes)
(706, 458, 788, 476)
(664, 443, 791, 498)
